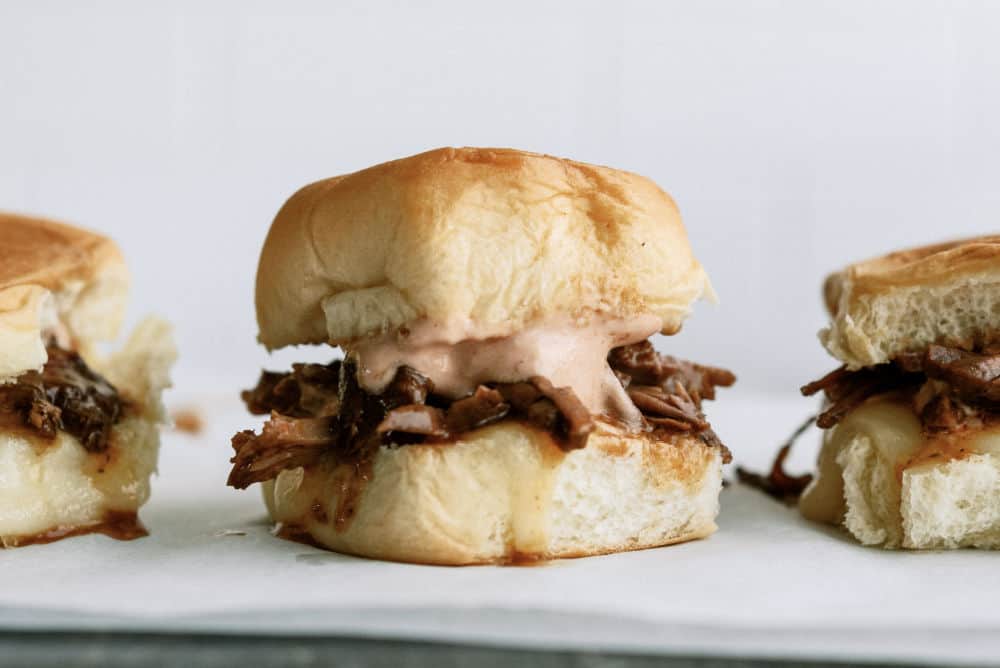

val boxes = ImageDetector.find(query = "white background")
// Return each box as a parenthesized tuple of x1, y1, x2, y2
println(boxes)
(2, 0, 999, 395)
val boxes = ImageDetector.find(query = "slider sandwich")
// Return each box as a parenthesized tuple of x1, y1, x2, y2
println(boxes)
(0, 213, 175, 547)
(228, 147, 734, 564)
(796, 236, 1000, 548)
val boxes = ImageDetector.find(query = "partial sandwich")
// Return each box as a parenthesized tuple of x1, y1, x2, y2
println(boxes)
(228, 147, 734, 565)
(797, 236, 1000, 549)
(0, 213, 176, 547)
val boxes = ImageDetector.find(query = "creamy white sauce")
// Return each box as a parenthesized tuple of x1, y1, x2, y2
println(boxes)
(345, 313, 663, 427)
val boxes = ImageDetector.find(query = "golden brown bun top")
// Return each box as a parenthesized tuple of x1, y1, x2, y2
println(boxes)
(0, 212, 125, 292)
(0, 212, 128, 380)
(255, 147, 714, 349)
(823, 235, 1000, 316)
(819, 235, 1000, 367)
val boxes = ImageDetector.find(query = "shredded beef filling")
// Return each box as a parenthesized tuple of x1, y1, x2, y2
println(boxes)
(743, 341, 1000, 504)
(802, 342, 1000, 433)
(228, 340, 735, 490)
(228, 360, 597, 489)
(0, 344, 123, 452)
(608, 341, 735, 458)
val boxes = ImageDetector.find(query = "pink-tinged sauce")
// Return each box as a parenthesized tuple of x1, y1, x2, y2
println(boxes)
(346, 314, 663, 428)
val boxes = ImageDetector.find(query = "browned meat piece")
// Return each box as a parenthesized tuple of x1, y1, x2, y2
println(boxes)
(495, 382, 543, 411)
(920, 394, 966, 433)
(627, 384, 707, 430)
(229, 340, 737, 492)
(802, 341, 999, 433)
(609, 341, 733, 459)
(607, 340, 663, 385)
(27, 389, 62, 437)
(41, 346, 123, 452)
(228, 414, 337, 489)
(445, 386, 510, 433)
(241, 371, 294, 415)
(381, 366, 433, 408)
(242, 362, 341, 418)
(608, 341, 735, 401)
(292, 363, 342, 416)
(923, 345, 1000, 403)
(0, 344, 123, 452)
(525, 397, 560, 431)
(0, 374, 59, 438)
(529, 376, 594, 450)
(801, 364, 922, 429)
(800, 365, 852, 397)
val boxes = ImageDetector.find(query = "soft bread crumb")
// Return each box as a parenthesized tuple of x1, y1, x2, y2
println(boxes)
(0, 417, 160, 543)
(837, 435, 904, 548)
(803, 415, 1000, 549)
(902, 454, 1000, 549)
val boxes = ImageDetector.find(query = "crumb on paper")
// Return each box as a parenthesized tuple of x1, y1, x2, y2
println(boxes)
(171, 408, 204, 435)
(215, 529, 247, 537)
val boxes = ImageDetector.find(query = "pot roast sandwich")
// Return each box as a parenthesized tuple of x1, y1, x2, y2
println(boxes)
(227, 147, 735, 565)
(758, 236, 1000, 549)
(0, 213, 176, 547)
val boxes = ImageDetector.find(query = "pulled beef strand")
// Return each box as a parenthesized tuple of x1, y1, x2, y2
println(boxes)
(527, 376, 594, 450)
(608, 341, 734, 462)
(444, 386, 510, 433)
(229, 360, 386, 490)
(228, 415, 337, 489)
(802, 343, 1000, 432)
(229, 342, 735, 495)
(923, 345, 1000, 403)
(608, 341, 735, 400)
(736, 415, 816, 503)
(229, 363, 599, 489)
(801, 364, 921, 429)
(0, 344, 123, 452)
(241, 362, 341, 418)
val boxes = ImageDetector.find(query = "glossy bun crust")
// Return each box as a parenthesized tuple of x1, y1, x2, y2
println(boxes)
(255, 147, 714, 349)
(0, 212, 128, 381)
(821, 235, 1000, 368)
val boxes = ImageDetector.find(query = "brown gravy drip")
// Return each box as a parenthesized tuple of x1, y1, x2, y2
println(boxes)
(331, 460, 374, 531)
(896, 426, 989, 483)
(508, 551, 550, 566)
(171, 409, 204, 435)
(274, 522, 325, 549)
(2, 511, 147, 548)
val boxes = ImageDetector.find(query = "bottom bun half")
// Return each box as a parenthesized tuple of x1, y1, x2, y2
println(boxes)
(0, 418, 160, 547)
(799, 397, 1000, 549)
(262, 420, 723, 565)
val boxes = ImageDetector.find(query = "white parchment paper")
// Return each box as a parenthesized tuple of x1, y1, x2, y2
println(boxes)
(2, 391, 998, 665)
